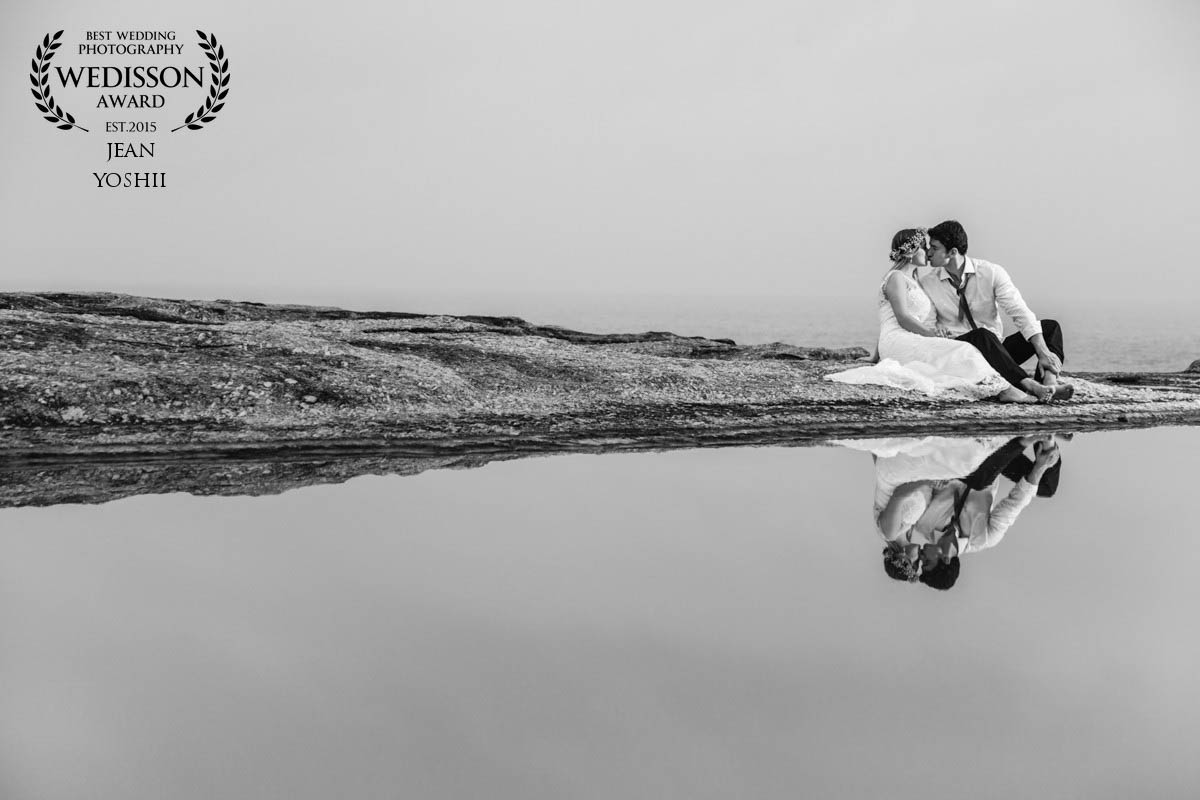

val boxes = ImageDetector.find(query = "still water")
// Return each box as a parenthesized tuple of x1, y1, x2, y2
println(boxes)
(2, 427, 1199, 799)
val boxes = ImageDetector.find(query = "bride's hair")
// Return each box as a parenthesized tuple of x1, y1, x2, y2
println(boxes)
(888, 227, 927, 266)
(882, 546, 919, 583)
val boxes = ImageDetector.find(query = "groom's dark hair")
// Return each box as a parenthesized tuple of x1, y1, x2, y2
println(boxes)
(919, 557, 961, 591)
(928, 220, 968, 255)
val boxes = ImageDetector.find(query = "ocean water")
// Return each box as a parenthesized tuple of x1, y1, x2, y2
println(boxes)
(2, 427, 1199, 799)
(361, 291, 1198, 374)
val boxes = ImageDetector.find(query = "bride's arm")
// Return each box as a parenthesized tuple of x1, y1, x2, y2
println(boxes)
(883, 271, 940, 337)
(878, 480, 933, 541)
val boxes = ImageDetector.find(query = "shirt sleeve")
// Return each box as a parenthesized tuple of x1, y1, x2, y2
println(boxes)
(989, 263, 1041, 341)
(979, 479, 1038, 550)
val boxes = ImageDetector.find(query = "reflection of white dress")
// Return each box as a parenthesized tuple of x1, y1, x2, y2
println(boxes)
(836, 435, 1011, 522)
(826, 266, 1011, 400)
(835, 436, 1036, 554)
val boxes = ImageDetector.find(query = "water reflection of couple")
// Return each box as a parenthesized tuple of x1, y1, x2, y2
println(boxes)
(827, 220, 1073, 404)
(839, 434, 1064, 590)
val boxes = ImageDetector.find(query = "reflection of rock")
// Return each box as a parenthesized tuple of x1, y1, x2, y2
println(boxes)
(0, 451, 523, 509)
(1, 292, 1198, 461)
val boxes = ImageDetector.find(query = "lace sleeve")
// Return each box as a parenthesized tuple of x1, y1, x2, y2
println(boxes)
(878, 268, 901, 303)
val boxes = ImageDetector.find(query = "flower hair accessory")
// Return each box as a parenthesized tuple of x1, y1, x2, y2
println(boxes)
(889, 228, 928, 263)
(883, 546, 920, 582)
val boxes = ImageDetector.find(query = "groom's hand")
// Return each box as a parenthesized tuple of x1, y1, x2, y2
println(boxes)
(1037, 351, 1063, 375)
(1033, 443, 1061, 470)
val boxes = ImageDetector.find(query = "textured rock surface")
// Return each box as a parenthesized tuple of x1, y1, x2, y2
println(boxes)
(1, 292, 1197, 474)
(0, 450, 525, 509)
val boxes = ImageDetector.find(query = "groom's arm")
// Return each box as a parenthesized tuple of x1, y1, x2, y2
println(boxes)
(990, 263, 1041, 342)
(991, 263, 1059, 366)
(980, 479, 1038, 551)
(982, 445, 1059, 548)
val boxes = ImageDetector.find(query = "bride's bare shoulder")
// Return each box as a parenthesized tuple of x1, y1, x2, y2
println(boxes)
(881, 268, 914, 292)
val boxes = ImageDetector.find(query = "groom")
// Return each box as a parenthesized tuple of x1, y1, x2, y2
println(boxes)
(920, 220, 1071, 400)
(903, 434, 1063, 590)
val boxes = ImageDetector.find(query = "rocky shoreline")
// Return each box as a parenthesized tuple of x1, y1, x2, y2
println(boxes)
(2, 292, 1197, 482)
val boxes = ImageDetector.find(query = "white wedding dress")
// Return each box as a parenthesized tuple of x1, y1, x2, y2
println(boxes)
(826, 266, 1011, 400)
(835, 435, 1012, 524)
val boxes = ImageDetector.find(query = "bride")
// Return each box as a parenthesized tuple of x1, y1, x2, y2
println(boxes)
(827, 228, 1052, 402)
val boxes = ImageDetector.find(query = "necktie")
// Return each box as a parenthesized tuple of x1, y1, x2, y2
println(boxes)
(946, 271, 978, 331)
(926, 486, 971, 561)
(937, 485, 969, 537)
(952, 486, 969, 529)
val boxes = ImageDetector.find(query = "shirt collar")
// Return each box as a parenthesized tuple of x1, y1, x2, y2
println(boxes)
(937, 256, 976, 282)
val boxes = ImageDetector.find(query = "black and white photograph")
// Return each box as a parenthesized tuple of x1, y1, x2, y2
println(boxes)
(3, 1, 1200, 797)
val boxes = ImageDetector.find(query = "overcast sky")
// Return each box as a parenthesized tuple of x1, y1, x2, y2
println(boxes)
(3, 0, 1198, 310)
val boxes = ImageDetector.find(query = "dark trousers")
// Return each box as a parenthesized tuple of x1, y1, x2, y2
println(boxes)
(964, 437, 1061, 498)
(955, 319, 1064, 390)
(1002, 452, 1061, 498)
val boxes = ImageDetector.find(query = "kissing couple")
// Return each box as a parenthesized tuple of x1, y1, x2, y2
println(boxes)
(828, 220, 1072, 403)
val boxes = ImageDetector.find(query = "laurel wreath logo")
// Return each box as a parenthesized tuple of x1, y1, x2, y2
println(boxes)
(30, 31, 88, 132)
(172, 30, 230, 132)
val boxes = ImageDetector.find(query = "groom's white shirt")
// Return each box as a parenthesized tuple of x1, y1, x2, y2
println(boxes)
(896, 437, 1037, 555)
(919, 257, 1041, 342)
(908, 478, 1038, 555)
